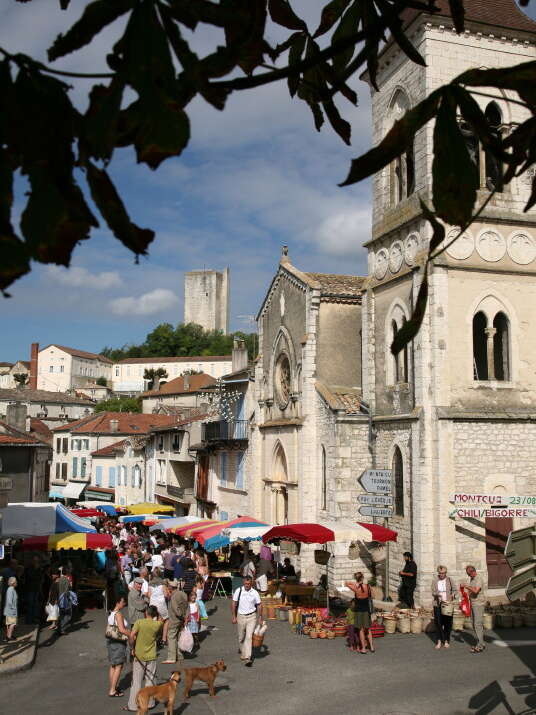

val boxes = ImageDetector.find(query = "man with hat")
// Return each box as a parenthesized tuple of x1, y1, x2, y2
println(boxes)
(162, 579, 188, 664)
(128, 577, 148, 625)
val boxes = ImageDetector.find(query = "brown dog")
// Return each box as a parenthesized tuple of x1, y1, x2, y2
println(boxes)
(136, 671, 181, 715)
(183, 659, 227, 700)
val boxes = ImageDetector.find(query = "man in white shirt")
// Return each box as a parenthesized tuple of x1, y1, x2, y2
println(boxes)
(231, 576, 262, 666)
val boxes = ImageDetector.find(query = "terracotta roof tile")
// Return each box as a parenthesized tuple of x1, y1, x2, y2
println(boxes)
(30, 418, 53, 443)
(0, 420, 48, 446)
(0, 388, 94, 405)
(53, 411, 177, 434)
(402, 0, 535, 32)
(305, 273, 365, 298)
(91, 439, 127, 457)
(118, 355, 231, 365)
(142, 373, 216, 397)
(42, 344, 113, 363)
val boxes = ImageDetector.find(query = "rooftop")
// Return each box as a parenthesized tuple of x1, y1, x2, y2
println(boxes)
(117, 355, 231, 365)
(41, 344, 113, 363)
(91, 439, 127, 457)
(52, 411, 177, 434)
(304, 273, 365, 299)
(142, 372, 216, 398)
(0, 388, 95, 405)
(316, 382, 363, 415)
(402, 0, 536, 32)
(0, 420, 49, 447)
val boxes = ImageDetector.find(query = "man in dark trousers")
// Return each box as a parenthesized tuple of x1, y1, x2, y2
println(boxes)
(399, 551, 417, 608)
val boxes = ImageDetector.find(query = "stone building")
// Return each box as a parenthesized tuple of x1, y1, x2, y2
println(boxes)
(184, 268, 230, 333)
(112, 355, 232, 393)
(37, 344, 112, 392)
(359, 0, 536, 601)
(141, 373, 216, 414)
(0, 419, 51, 503)
(250, 1, 536, 601)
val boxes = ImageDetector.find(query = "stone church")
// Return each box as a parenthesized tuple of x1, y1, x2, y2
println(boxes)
(251, 0, 536, 604)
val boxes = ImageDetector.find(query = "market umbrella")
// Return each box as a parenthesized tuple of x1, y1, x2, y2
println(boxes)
(96, 504, 118, 516)
(0, 503, 97, 537)
(170, 519, 219, 537)
(226, 525, 272, 543)
(355, 522, 397, 543)
(262, 523, 335, 544)
(317, 520, 398, 544)
(21, 533, 112, 551)
(125, 502, 174, 515)
(69, 509, 102, 518)
(119, 514, 174, 524)
(149, 516, 209, 533)
(193, 516, 269, 552)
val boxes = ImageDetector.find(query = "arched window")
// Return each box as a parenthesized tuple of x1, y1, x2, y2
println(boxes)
(388, 90, 415, 206)
(493, 312, 510, 381)
(392, 446, 404, 517)
(473, 311, 488, 380)
(321, 446, 327, 510)
(485, 102, 503, 191)
(392, 320, 400, 383)
(390, 315, 409, 384)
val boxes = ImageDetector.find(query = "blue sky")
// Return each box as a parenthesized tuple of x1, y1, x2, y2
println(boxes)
(1, 1, 534, 362)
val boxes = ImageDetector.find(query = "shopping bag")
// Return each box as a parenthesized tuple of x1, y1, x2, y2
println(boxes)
(460, 587, 471, 617)
(178, 628, 194, 653)
(45, 603, 59, 621)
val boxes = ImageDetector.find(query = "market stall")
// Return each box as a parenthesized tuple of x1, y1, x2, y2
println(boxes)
(118, 513, 173, 524)
(69, 508, 103, 518)
(149, 515, 207, 532)
(0, 502, 97, 537)
(190, 516, 268, 552)
(125, 502, 174, 515)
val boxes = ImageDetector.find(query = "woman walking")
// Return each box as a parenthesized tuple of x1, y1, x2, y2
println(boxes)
(345, 572, 374, 653)
(106, 594, 131, 698)
(4, 577, 18, 641)
(431, 565, 457, 649)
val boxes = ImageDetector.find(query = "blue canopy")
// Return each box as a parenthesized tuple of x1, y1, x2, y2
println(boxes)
(97, 504, 117, 516)
(0, 503, 96, 537)
(119, 514, 173, 524)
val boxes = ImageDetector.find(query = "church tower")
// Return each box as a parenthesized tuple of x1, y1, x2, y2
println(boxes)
(184, 268, 230, 333)
(361, 1, 536, 601)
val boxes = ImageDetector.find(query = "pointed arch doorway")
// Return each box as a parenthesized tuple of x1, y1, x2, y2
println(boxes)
(263, 441, 297, 525)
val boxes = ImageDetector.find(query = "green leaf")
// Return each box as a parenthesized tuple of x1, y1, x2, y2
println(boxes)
(322, 98, 351, 145)
(21, 166, 98, 265)
(362, 0, 379, 91)
(525, 171, 536, 212)
(48, 0, 135, 62)
(448, 0, 465, 34)
(313, 0, 352, 38)
(432, 89, 478, 226)
(391, 270, 428, 356)
(340, 88, 441, 186)
(86, 161, 154, 256)
(331, 0, 361, 75)
(82, 78, 125, 162)
(0, 234, 30, 296)
(222, 0, 269, 76)
(287, 33, 306, 97)
(268, 0, 307, 32)
(133, 98, 191, 169)
(456, 61, 536, 109)
(419, 197, 445, 254)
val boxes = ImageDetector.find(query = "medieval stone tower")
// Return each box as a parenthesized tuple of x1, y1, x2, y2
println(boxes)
(361, 0, 536, 601)
(184, 268, 230, 333)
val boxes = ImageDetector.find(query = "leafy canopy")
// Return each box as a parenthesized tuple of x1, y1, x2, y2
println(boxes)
(2, 0, 536, 351)
(93, 395, 142, 412)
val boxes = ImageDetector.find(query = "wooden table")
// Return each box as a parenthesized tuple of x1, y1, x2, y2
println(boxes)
(281, 584, 316, 603)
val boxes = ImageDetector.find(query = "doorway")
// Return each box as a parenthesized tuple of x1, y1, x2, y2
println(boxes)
(485, 517, 513, 588)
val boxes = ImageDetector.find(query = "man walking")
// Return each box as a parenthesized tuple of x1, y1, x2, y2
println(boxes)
(57, 568, 73, 635)
(461, 564, 486, 653)
(399, 552, 417, 608)
(162, 579, 188, 664)
(128, 577, 147, 624)
(127, 605, 162, 712)
(231, 576, 262, 666)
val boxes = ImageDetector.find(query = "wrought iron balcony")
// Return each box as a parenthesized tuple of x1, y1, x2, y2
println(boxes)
(202, 420, 248, 442)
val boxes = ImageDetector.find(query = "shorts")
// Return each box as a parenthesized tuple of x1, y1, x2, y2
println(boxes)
(187, 620, 200, 634)
(355, 612, 371, 629)
(5, 616, 17, 626)
(106, 639, 128, 665)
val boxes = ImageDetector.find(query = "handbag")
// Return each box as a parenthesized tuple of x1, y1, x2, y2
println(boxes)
(460, 586, 472, 617)
(105, 613, 128, 642)
(440, 601, 455, 617)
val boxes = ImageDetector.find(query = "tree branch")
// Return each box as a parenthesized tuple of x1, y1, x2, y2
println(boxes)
(0, 47, 114, 78)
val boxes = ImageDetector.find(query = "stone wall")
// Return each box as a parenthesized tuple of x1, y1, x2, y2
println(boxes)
(184, 269, 229, 333)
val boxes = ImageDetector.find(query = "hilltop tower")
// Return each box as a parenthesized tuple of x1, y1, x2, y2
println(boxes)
(184, 268, 230, 333)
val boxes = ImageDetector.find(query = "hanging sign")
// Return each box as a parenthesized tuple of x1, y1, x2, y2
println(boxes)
(358, 469, 392, 494)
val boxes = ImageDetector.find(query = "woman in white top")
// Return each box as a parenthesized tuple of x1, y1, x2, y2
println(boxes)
(105, 594, 131, 698)
(431, 565, 457, 650)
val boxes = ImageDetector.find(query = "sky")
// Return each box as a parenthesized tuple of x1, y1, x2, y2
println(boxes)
(1, 0, 534, 363)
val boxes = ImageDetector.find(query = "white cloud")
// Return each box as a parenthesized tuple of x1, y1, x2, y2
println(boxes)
(314, 208, 372, 256)
(110, 289, 179, 316)
(47, 265, 122, 289)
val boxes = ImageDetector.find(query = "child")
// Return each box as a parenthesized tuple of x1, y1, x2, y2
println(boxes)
(346, 598, 359, 652)
(186, 589, 201, 648)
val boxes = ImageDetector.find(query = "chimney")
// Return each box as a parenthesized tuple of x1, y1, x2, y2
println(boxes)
(184, 374, 190, 391)
(232, 338, 248, 372)
(110, 419, 119, 433)
(6, 403, 27, 433)
(30, 342, 39, 390)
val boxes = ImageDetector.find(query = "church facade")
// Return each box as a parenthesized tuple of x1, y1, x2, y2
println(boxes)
(251, 1, 536, 604)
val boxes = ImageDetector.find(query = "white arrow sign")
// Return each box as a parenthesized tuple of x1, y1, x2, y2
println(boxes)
(359, 505, 393, 518)
(358, 469, 392, 494)
(358, 494, 393, 506)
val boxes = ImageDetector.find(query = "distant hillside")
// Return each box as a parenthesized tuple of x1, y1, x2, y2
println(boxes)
(101, 322, 256, 362)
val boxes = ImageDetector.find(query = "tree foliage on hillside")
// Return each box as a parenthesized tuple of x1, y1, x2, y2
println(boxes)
(101, 322, 256, 361)
(94, 395, 142, 412)
(1, 0, 535, 352)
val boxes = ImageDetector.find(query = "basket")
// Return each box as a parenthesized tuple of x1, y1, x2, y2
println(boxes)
(483, 613, 494, 631)
(370, 622, 385, 638)
(453, 613, 465, 631)
(410, 617, 423, 634)
(384, 617, 397, 634)
(252, 633, 264, 648)
(397, 616, 411, 634)
(314, 549, 331, 565)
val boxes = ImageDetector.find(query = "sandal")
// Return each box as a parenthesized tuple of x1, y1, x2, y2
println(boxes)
(108, 692, 124, 697)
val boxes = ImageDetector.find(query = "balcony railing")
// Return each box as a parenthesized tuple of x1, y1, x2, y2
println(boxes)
(202, 420, 248, 442)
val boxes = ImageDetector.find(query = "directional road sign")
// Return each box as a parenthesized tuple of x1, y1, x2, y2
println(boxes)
(359, 505, 393, 518)
(358, 469, 392, 494)
(358, 494, 393, 506)
(506, 565, 536, 602)
(505, 526, 536, 572)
